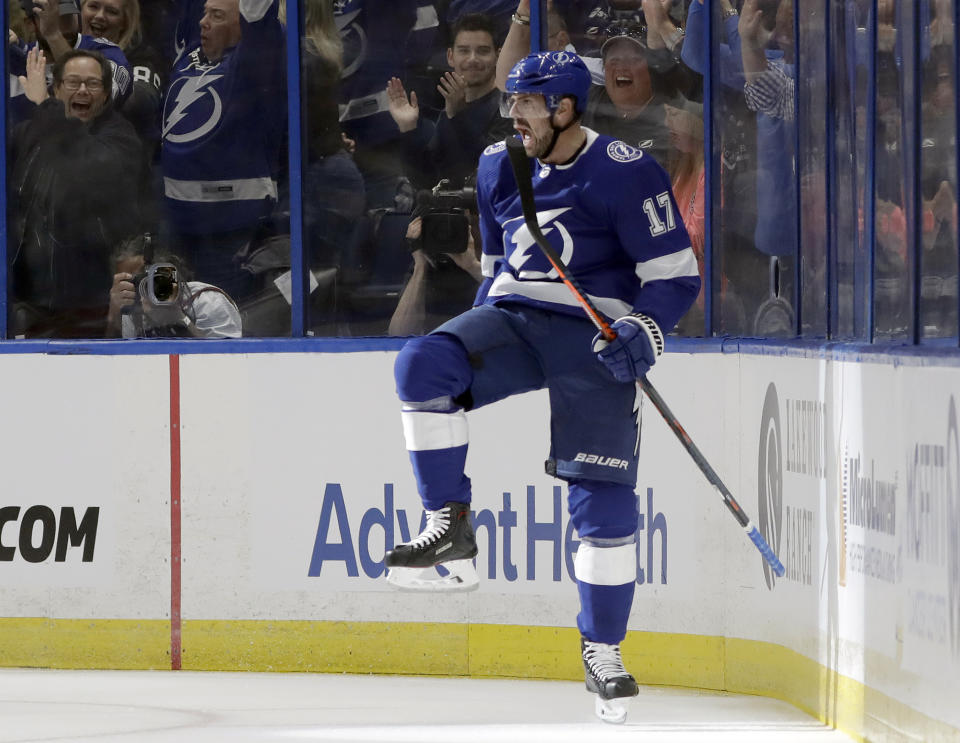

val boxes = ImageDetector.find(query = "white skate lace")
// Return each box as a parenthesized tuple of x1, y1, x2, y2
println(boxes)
(583, 641, 628, 682)
(406, 507, 452, 549)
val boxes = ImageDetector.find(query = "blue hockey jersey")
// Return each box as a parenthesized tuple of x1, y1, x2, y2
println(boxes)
(475, 128, 700, 334)
(161, 0, 285, 234)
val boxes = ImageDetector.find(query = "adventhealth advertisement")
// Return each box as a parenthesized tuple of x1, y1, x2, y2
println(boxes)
(232, 352, 710, 598)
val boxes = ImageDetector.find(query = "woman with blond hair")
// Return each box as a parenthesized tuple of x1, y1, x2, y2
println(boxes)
(300, 0, 366, 289)
(80, 0, 139, 50)
(82, 0, 171, 231)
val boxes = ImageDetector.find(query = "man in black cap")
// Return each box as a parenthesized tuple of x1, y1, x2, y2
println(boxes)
(579, 21, 672, 168)
(496, 3, 684, 170)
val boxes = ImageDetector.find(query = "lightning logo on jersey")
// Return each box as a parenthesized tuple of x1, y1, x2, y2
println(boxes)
(161, 0, 285, 233)
(505, 208, 573, 279)
(475, 129, 701, 334)
(163, 52, 224, 143)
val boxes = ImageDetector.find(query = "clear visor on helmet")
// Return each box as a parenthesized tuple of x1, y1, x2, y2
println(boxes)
(499, 92, 553, 119)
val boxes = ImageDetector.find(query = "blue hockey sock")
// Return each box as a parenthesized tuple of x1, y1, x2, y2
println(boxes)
(574, 537, 637, 644)
(407, 444, 472, 511)
(576, 581, 636, 644)
(401, 400, 472, 510)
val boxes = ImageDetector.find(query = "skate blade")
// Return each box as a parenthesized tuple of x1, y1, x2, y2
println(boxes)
(386, 559, 479, 593)
(594, 695, 630, 724)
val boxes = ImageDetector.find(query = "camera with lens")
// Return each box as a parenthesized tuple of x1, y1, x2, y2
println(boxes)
(415, 179, 476, 256)
(129, 263, 179, 308)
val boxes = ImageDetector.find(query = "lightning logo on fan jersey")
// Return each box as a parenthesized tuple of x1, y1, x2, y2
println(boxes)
(506, 207, 573, 279)
(163, 71, 224, 143)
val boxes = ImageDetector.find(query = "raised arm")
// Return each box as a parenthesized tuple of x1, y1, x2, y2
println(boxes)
(496, 0, 532, 90)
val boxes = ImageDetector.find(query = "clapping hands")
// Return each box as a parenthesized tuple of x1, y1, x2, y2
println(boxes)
(386, 76, 420, 133)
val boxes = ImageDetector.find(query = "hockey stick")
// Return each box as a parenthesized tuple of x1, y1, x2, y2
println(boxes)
(504, 136, 785, 577)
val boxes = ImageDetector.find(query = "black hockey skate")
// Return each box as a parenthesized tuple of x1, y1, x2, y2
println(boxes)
(384, 501, 479, 592)
(582, 638, 639, 724)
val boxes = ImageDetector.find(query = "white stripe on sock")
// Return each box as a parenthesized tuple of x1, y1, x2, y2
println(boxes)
(574, 542, 637, 585)
(401, 409, 469, 451)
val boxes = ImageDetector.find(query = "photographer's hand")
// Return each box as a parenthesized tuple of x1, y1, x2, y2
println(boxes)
(18, 45, 48, 105)
(439, 71, 467, 119)
(388, 246, 431, 336)
(446, 231, 483, 283)
(386, 76, 419, 133)
(406, 216, 423, 242)
(106, 272, 137, 336)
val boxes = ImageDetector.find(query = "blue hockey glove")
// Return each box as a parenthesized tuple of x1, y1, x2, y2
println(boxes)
(592, 314, 664, 383)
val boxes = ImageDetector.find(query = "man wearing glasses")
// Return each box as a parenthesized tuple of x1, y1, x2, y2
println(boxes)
(8, 47, 141, 337)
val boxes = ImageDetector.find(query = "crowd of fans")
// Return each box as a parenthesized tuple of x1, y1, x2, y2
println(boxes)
(4, 0, 957, 339)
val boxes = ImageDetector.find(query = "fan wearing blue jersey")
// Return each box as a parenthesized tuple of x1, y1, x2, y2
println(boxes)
(160, 0, 284, 302)
(384, 51, 699, 724)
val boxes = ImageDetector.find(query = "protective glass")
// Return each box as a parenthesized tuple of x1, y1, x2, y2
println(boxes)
(499, 92, 552, 119)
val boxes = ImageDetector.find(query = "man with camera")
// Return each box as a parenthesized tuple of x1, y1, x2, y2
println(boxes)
(386, 12, 515, 190)
(8, 47, 141, 338)
(106, 234, 242, 338)
(388, 201, 484, 336)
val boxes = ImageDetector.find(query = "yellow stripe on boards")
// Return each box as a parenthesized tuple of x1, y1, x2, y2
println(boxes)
(0, 618, 169, 670)
(180, 620, 468, 675)
(0, 618, 957, 742)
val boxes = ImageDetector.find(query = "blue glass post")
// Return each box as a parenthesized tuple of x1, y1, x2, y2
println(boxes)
(910, 1, 923, 343)
(0, 0, 8, 338)
(865, 0, 878, 342)
(823, 0, 834, 338)
(531, 0, 544, 52)
(792, 0, 803, 336)
(285, 0, 306, 336)
(955, 0, 960, 346)
(703, 0, 714, 337)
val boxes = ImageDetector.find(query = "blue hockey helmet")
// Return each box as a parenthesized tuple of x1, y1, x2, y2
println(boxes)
(505, 51, 592, 114)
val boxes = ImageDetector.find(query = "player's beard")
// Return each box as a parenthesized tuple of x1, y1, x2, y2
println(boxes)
(517, 116, 561, 160)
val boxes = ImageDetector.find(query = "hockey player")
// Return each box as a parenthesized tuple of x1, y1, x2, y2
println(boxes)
(385, 51, 700, 723)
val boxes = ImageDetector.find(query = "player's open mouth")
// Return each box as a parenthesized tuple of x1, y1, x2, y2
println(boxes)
(615, 75, 633, 87)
